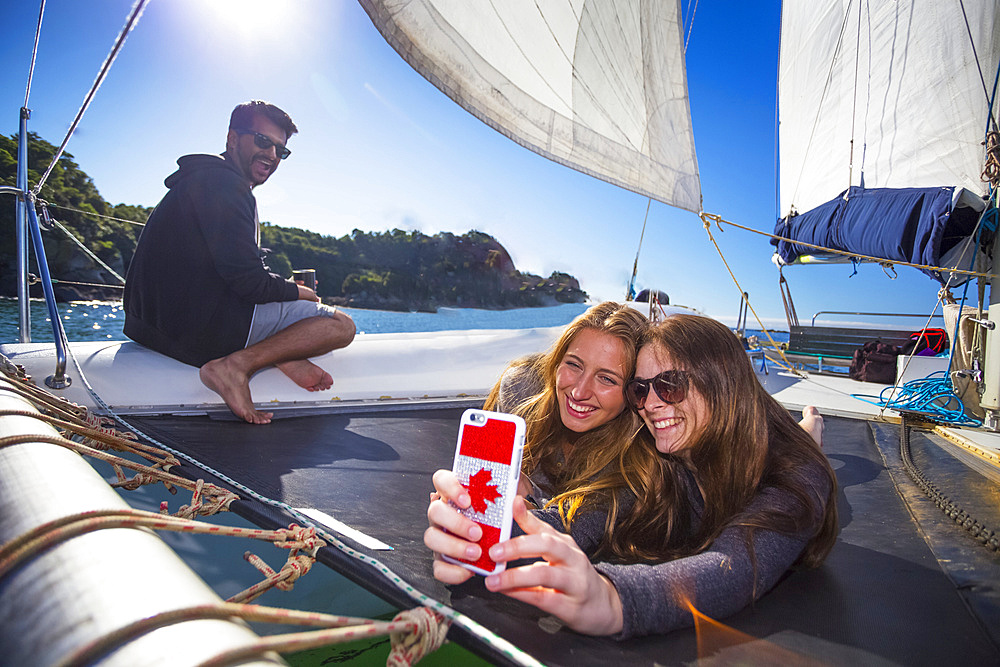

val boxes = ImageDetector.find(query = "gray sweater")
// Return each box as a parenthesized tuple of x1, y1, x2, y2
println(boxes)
(497, 363, 830, 639)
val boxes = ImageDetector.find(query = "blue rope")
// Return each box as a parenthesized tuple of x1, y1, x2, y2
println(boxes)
(853, 371, 982, 427)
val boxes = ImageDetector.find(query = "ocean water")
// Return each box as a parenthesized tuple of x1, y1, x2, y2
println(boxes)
(0, 297, 591, 342)
(0, 297, 787, 344)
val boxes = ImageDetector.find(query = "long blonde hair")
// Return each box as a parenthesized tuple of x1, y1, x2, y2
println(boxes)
(484, 301, 660, 559)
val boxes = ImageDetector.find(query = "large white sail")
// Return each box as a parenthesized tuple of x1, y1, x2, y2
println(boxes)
(359, 0, 702, 212)
(779, 0, 1000, 218)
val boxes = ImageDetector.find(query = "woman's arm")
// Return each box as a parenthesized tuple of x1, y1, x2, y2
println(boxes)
(592, 446, 832, 638)
(489, 484, 817, 639)
(596, 502, 810, 638)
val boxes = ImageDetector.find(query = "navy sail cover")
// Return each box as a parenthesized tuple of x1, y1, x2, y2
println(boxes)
(772, 186, 984, 283)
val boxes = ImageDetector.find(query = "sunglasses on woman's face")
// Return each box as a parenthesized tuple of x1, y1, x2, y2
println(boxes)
(624, 370, 689, 411)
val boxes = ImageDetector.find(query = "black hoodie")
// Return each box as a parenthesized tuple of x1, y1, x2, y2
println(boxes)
(123, 154, 298, 367)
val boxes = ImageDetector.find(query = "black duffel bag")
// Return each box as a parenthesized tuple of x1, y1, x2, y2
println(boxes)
(849, 340, 900, 384)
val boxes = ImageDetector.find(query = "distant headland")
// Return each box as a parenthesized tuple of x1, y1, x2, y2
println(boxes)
(0, 132, 587, 310)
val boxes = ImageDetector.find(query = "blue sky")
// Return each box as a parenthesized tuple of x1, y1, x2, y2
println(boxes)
(1, 0, 949, 328)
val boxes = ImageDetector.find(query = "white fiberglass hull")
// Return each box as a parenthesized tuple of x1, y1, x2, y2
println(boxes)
(0, 326, 563, 416)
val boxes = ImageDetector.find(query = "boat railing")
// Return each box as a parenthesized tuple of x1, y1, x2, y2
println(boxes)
(771, 313, 948, 375)
(810, 310, 945, 327)
(3, 107, 72, 389)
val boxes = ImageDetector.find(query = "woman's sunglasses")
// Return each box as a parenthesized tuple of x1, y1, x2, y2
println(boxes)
(624, 370, 689, 411)
(234, 128, 292, 159)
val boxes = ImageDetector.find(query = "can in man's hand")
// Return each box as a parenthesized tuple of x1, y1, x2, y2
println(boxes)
(292, 268, 316, 291)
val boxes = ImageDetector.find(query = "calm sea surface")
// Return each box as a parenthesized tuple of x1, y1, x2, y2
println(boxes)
(0, 297, 787, 342)
(0, 297, 592, 342)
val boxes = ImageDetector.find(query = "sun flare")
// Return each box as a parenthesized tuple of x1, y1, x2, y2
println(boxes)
(197, 0, 301, 44)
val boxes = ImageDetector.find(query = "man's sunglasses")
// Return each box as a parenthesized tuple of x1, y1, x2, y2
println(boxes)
(624, 370, 690, 411)
(234, 128, 291, 159)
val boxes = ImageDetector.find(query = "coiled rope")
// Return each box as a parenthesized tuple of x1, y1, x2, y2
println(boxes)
(983, 130, 1000, 185)
(851, 372, 983, 428)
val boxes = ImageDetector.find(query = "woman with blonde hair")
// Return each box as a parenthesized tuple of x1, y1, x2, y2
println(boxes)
(428, 301, 657, 582)
(428, 313, 836, 638)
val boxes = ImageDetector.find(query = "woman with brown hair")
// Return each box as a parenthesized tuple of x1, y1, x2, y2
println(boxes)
(427, 313, 836, 638)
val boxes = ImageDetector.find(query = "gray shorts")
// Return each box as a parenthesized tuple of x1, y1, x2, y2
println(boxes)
(245, 300, 340, 348)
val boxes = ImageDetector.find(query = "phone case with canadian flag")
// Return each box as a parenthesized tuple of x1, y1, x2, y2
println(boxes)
(442, 409, 526, 576)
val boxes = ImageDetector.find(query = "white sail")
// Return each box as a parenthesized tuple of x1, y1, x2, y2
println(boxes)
(779, 0, 1000, 218)
(359, 0, 702, 212)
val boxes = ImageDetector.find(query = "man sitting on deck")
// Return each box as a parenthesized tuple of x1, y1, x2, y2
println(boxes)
(123, 100, 355, 425)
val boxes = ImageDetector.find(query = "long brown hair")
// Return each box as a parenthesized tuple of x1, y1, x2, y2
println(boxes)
(484, 301, 660, 559)
(622, 314, 838, 567)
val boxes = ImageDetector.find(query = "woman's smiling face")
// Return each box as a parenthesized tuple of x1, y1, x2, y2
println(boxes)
(554, 328, 628, 433)
(634, 343, 709, 455)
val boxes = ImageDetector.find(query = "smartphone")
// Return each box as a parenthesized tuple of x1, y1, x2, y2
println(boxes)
(442, 408, 526, 576)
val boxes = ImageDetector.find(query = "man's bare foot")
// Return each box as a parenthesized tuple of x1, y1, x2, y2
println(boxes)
(276, 359, 333, 392)
(200, 357, 273, 424)
(799, 405, 824, 448)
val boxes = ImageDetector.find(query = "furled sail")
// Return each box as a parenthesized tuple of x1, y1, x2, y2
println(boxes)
(773, 0, 1000, 279)
(358, 0, 702, 212)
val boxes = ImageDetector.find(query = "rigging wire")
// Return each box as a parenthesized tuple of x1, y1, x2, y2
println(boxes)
(704, 211, 998, 281)
(959, 0, 995, 127)
(625, 198, 652, 300)
(856, 0, 872, 187)
(682, 0, 699, 53)
(37, 199, 146, 227)
(44, 214, 126, 285)
(846, 0, 862, 190)
(773, 2, 782, 221)
(699, 214, 798, 371)
(32, 0, 149, 196)
(23, 0, 46, 109)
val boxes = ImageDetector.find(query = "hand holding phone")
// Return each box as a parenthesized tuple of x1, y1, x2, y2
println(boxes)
(442, 409, 526, 576)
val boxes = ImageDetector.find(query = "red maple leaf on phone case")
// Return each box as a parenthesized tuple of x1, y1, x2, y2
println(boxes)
(465, 468, 501, 513)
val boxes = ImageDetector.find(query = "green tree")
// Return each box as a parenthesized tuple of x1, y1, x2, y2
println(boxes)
(0, 131, 587, 308)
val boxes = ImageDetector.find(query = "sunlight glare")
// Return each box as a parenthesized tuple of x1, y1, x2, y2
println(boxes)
(198, 0, 299, 45)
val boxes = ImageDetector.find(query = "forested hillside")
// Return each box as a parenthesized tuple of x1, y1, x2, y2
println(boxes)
(0, 133, 586, 310)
